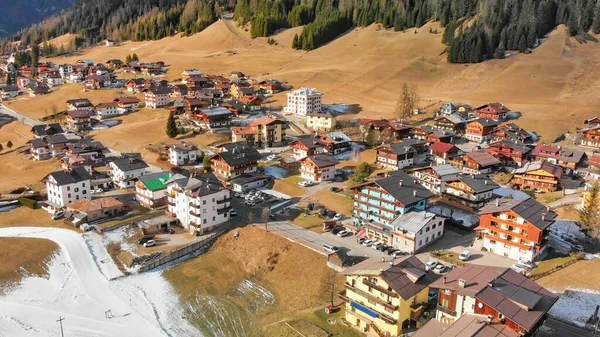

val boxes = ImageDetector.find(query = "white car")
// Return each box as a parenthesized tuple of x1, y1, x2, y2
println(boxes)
(458, 250, 472, 261)
(434, 264, 448, 274)
(371, 242, 384, 250)
(143, 239, 156, 247)
(333, 213, 342, 221)
(267, 154, 277, 161)
(336, 230, 351, 237)
(298, 181, 312, 187)
(362, 239, 375, 246)
(93, 188, 104, 193)
(511, 263, 533, 275)
(230, 209, 238, 216)
(81, 223, 93, 231)
(425, 261, 438, 271)
(51, 211, 65, 220)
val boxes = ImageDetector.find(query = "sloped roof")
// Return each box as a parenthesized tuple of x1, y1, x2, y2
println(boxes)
(168, 172, 226, 198)
(110, 155, 149, 172)
(479, 197, 557, 230)
(430, 264, 508, 296)
(355, 171, 434, 207)
(250, 116, 284, 127)
(391, 211, 440, 235)
(45, 167, 92, 185)
(452, 174, 500, 193)
(488, 140, 531, 154)
(469, 118, 500, 127)
(514, 161, 562, 178)
(66, 109, 94, 119)
(303, 154, 339, 168)
(31, 123, 64, 137)
(430, 141, 459, 154)
(380, 256, 441, 300)
(144, 86, 172, 95)
(68, 197, 123, 213)
(465, 151, 501, 167)
(214, 143, 262, 166)
(199, 106, 233, 117)
(139, 171, 180, 191)
(431, 164, 461, 178)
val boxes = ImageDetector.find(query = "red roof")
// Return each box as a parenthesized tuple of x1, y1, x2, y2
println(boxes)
(589, 154, 600, 168)
(531, 143, 559, 156)
(429, 141, 456, 154)
(232, 126, 255, 135)
(250, 116, 283, 127)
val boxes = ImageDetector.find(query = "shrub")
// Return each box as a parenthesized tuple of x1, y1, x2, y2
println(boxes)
(18, 197, 38, 209)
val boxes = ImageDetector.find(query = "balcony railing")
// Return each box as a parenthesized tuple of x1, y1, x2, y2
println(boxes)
(216, 197, 231, 204)
(437, 304, 457, 316)
(344, 283, 398, 311)
(217, 206, 232, 215)
(362, 279, 398, 298)
(338, 290, 349, 303)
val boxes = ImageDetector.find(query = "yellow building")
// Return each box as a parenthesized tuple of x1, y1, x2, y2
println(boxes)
(339, 256, 440, 337)
(230, 117, 286, 148)
(306, 112, 336, 131)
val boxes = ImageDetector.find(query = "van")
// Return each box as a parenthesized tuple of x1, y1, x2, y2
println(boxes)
(322, 243, 339, 253)
(458, 250, 472, 261)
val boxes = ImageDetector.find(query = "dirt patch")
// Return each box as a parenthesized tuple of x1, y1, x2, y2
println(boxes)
(0, 237, 58, 294)
(554, 204, 579, 220)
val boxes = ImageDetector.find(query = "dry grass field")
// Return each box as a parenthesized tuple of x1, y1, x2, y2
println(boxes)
(0, 207, 76, 229)
(537, 259, 600, 292)
(0, 238, 58, 294)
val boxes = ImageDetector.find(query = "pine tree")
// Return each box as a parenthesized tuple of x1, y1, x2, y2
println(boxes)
(126, 54, 132, 63)
(292, 34, 299, 49)
(0, 144, 3, 152)
(6, 141, 12, 150)
(132, 53, 139, 62)
(518, 34, 527, 52)
(366, 124, 377, 148)
(30, 44, 40, 68)
(166, 112, 178, 138)
(568, 13, 580, 36)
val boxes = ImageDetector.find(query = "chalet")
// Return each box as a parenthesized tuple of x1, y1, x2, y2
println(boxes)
(486, 139, 531, 167)
(16, 77, 30, 89)
(45, 73, 63, 86)
(143, 86, 172, 109)
(43, 167, 92, 210)
(140, 63, 162, 75)
(465, 118, 500, 143)
(425, 265, 557, 334)
(180, 69, 203, 84)
(230, 81, 253, 98)
(183, 97, 211, 114)
(412, 125, 436, 140)
(577, 153, 600, 181)
(76, 59, 94, 67)
(434, 114, 466, 134)
(229, 71, 247, 80)
(172, 84, 189, 97)
(531, 143, 586, 174)
(479, 197, 557, 262)
(382, 121, 414, 140)
(511, 161, 563, 192)
(94, 102, 120, 119)
(220, 100, 243, 115)
(66, 72, 84, 83)
(359, 118, 390, 131)
(492, 123, 534, 143)
(475, 102, 510, 121)
(401, 138, 427, 153)
(316, 131, 352, 155)
(66, 110, 94, 131)
(20, 64, 34, 77)
(29, 134, 74, 160)
(439, 102, 458, 117)
(258, 79, 282, 93)
(290, 137, 325, 159)
(231, 117, 285, 148)
(113, 96, 140, 110)
(299, 154, 340, 182)
(65, 141, 106, 161)
(210, 143, 262, 181)
(425, 129, 455, 144)
(67, 98, 93, 111)
(193, 106, 233, 130)
(105, 59, 123, 68)
(585, 116, 600, 127)
(352, 171, 434, 243)
(27, 82, 50, 96)
(86, 74, 111, 88)
(375, 142, 416, 170)
(166, 143, 198, 166)
(58, 64, 73, 78)
(449, 151, 501, 175)
(230, 174, 271, 192)
(411, 164, 461, 194)
(443, 174, 500, 210)
(391, 211, 445, 254)
(60, 154, 92, 174)
(306, 112, 336, 132)
(0, 85, 18, 99)
(31, 123, 64, 138)
(29, 138, 53, 160)
(126, 78, 146, 92)
(429, 142, 461, 165)
(239, 95, 263, 111)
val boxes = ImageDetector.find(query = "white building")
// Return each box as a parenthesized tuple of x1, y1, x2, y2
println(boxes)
(390, 211, 445, 254)
(283, 87, 322, 115)
(299, 154, 339, 182)
(166, 143, 198, 166)
(109, 155, 149, 189)
(95, 102, 120, 119)
(59, 64, 73, 79)
(44, 167, 92, 211)
(411, 164, 461, 194)
(0, 85, 19, 99)
(46, 74, 63, 87)
(165, 173, 231, 235)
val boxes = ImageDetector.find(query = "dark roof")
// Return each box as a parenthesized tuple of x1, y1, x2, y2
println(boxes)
(479, 197, 557, 230)
(66, 98, 93, 107)
(387, 142, 417, 155)
(532, 144, 586, 164)
(167, 172, 225, 198)
(230, 174, 270, 185)
(489, 139, 531, 154)
(294, 137, 326, 149)
(66, 141, 106, 154)
(304, 154, 339, 168)
(356, 171, 434, 207)
(44, 134, 69, 144)
(46, 167, 92, 185)
(29, 139, 46, 148)
(475, 269, 558, 332)
(453, 174, 500, 193)
(128, 78, 145, 85)
(214, 143, 262, 166)
(429, 264, 508, 296)
(31, 123, 64, 137)
(67, 109, 94, 118)
(470, 118, 500, 127)
(400, 138, 427, 147)
(144, 86, 172, 95)
(110, 155, 149, 172)
(0, 85, 18, 92)
(380, 256, 441, 300)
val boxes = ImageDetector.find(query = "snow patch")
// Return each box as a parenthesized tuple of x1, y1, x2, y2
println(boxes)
(323, 104, 352, 114)
(429, 204, 479, 229)
(549, 289, 600, 327)
(234, 280, 275, 314)
(263, 166, 287, 179)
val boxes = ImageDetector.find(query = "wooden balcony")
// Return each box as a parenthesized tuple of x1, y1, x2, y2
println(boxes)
(216, 197, 231, 204)
(437, 304, 457, 316)
(362, 279, 398, 298)
(338, 290, 349, 303)
(217, 206, 232, 215)
(344, 283, 398, 311)
(410, 303, 425, 319)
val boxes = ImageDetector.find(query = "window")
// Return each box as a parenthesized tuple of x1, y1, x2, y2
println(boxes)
(203, 219, 207, 224)
(426, 237, 429, 243)
(212, 198, 215, 202)
(426, 227, 430, 232)
(442, 299, 449, 307)
(68, 193, 71, 198)
(203, 200, 206, 205)
(432, 224, 436, 229)
(83, 190, 87, 195)
(67, 186, 70, 191)
(419, 240, 422, 246)
(75, 188, 79, 192)
(212, 216, 215, 221)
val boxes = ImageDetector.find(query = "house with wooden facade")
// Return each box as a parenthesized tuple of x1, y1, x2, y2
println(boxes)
(511, 161, 563, 192)
(65, 110, 94, 131)
(449, 151, 500, 175)
(486, 140, 531, 167)
(375, 142, 416, 170)
(113, 96, 140, 110)
(531, 143, 586, 174)
(443, 174, 500, 210)
(411, 164, 461, 194)
(126, 78, 146, 92)
(465, 118, 500, 143)
(299, 154, 339, 182)
(193, 106, 233, 130)
(290, 137, 325, 159)
(425, 129, 455, 144)
(474, 102, 510, 121)
(210, 143, 262, 181)
(316, 131, 352, 155)
(257, 79, 281, 93)
(429, 142, 461, 165)
(478, 197, 557, 262)
(339, 257, 440, 337)
(434, 114, 466, 134)
(492, 123, 534, 143)
(231, 117, 285, 148)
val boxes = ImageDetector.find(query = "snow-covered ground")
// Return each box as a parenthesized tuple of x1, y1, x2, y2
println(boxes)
(0, 227, 200, 337)
(323, 104, 352, 114)
(262, 166, 287, 179)
(548, 220, 588, 254)
(549, 289, 600, 327)
(429, 204, 479, 229)
(335, 143, 365, 161)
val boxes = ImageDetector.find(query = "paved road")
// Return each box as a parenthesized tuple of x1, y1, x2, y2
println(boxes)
(0, 104, 42, 126)
(547, 192, 582, 208)
(535, 317, 596, 337)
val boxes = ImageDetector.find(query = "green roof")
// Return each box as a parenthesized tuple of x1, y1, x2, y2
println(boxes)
(142, 172, 174, 191)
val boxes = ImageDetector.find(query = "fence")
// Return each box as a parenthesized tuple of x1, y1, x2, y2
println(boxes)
(529, 256, 582, 281)
(138, 229, 225, 272)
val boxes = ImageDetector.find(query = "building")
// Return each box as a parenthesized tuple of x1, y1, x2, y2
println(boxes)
(531, 143, 586, 174)
(126, 78, 146, 92)
(475, 102, 510, 121)
(465, 119, 500, 143)
(316, 131, 352, 155)
(136, 171, 184, 209)
(258, 79, 282, 93)
(31, 123, 64, 138)
(29, 134, 71, 159)
(339, 257, 440, 337)
(229, 174, 271, 192)
(66, 98, 93, 111)
(231, 117, 285, 148)
(166, 143, 198, 166)
(106, 59, 123, 68)
(183, 97, 211, 114)
(143, 86, 171, 108)
(443, 174, 500, 210)
(283, 87, 322, 115)
(45, 73, 63, 86)
(411, 164, 461, 194)
(478, 197, 557, 262)
(429, 142, 461, 165)
(449, 151, 501, 175)
(67, 197, 125, 222)
(391, 211, 445, 254)
(65, 110, 94, 131)
(229, 81, 253, 99)
(59, 154, 92, 174)
(299, 154, 339, 182)
(113, 96, 140, 110)
(352, 171, 434, 243)
(193, 106, 233, 130)
(95, 102, 120, 119)
(43, 167, 92, 210)
(65, 140, 106, 161)
(423, 265, 558, 335)
(86, 74, 111, 88)
(486, 140, 531, 167)
(27, 81, 50, 96)
(511, 161, 563, 192)
(108, 155, 149, 189)
(375, 143, 417, 170)
(425, 129, 455, 144)
(0, 85, 19, 99)
(239, 95, 263, 111)
(439, 102, 458, 117)
(492, 123, 534, 144)
(306, 112, 336, 131)
(578, 123, 600, 148)
(165, 172, 231, 235)
(290, 137, 325, 159)
(210, 143, 262, 181)
(434, 114, 466, 134)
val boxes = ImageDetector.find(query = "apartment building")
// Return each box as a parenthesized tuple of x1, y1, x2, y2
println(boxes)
(443, 174, 500, 210)
(411, 164, 461, 194)
(44, 167, 92, 210)
(283, 87, 322, 115)
(290, 137, 325, 159)
(109, 155, 149, 189)
(465, 119, 500, 143)
(511, 161, 563, 192)
(95, 102, 120, 119)
(391, 211, 445, 254)
(166, 143, 198, 166)
(375, 143, 416, 170)
(143, 86, 172, 108)
(136, 171, 185, 209)
(231, 117, 285, 148)
(306, 112, 336, 131)
(210, 143, 262, 181)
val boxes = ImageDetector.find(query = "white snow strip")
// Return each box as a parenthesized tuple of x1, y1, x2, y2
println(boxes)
(549, 288, 600, 327)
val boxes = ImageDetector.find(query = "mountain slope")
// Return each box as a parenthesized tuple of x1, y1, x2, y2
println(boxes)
(0, 0, 75, 37)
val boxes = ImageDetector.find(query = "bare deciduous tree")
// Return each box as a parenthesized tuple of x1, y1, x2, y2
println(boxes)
(262, 207, 271, 232)
(395, 83, 418, 119)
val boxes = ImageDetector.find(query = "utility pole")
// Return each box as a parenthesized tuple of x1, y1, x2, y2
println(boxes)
(57, 316, 65, 337)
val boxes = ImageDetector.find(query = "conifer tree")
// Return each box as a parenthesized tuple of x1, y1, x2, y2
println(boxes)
(166, 113, 178, 138)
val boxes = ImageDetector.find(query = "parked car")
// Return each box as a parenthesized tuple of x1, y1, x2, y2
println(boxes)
(230, 209, 238, 216)
(357, 237, 367, 244)
(143, 239, 156, 247)
(323, 243, 339, 253)
(93, 188, 104, 193)
(337, 230, 351, 237)
(362, 239, 374, 246)
(331, 226, 344, 235)
(81, 223, 94, 231)
(511, 263, 533, 275)
(298, 181, 313, 187)
(326, 211, 337, 219)
(51, 211, 65, 220)
(392, 250, 407, 257)
(245, 200, 257, 206)
(458, 250, 472, 261)
(234, 192, 242, 198)
(330, 187, 342, 193)
(371, 242, 384, 250)
(518, 260, 537, 270)
(428, 290, 438, 301)
(137, 235, 154, 245)
(377, 244, 388, 252)
(434, 264, 449, 274)
(425, 261, 438, 271)
(333, 213, 342, 221)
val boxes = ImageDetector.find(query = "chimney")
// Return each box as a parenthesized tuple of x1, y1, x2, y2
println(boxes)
(487, 315, 493, 325)
(381, 257, 386, 263)
(547, 206, 550, 212)
(413, 190, 417, 197)
(458, 279, 466, 288)
(496, 199, 499, 206)
(442, 276, 446, 284)
(541, 213, 546, 221)
(484, 180, 488, 185)
(399, 180, 403, 187)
